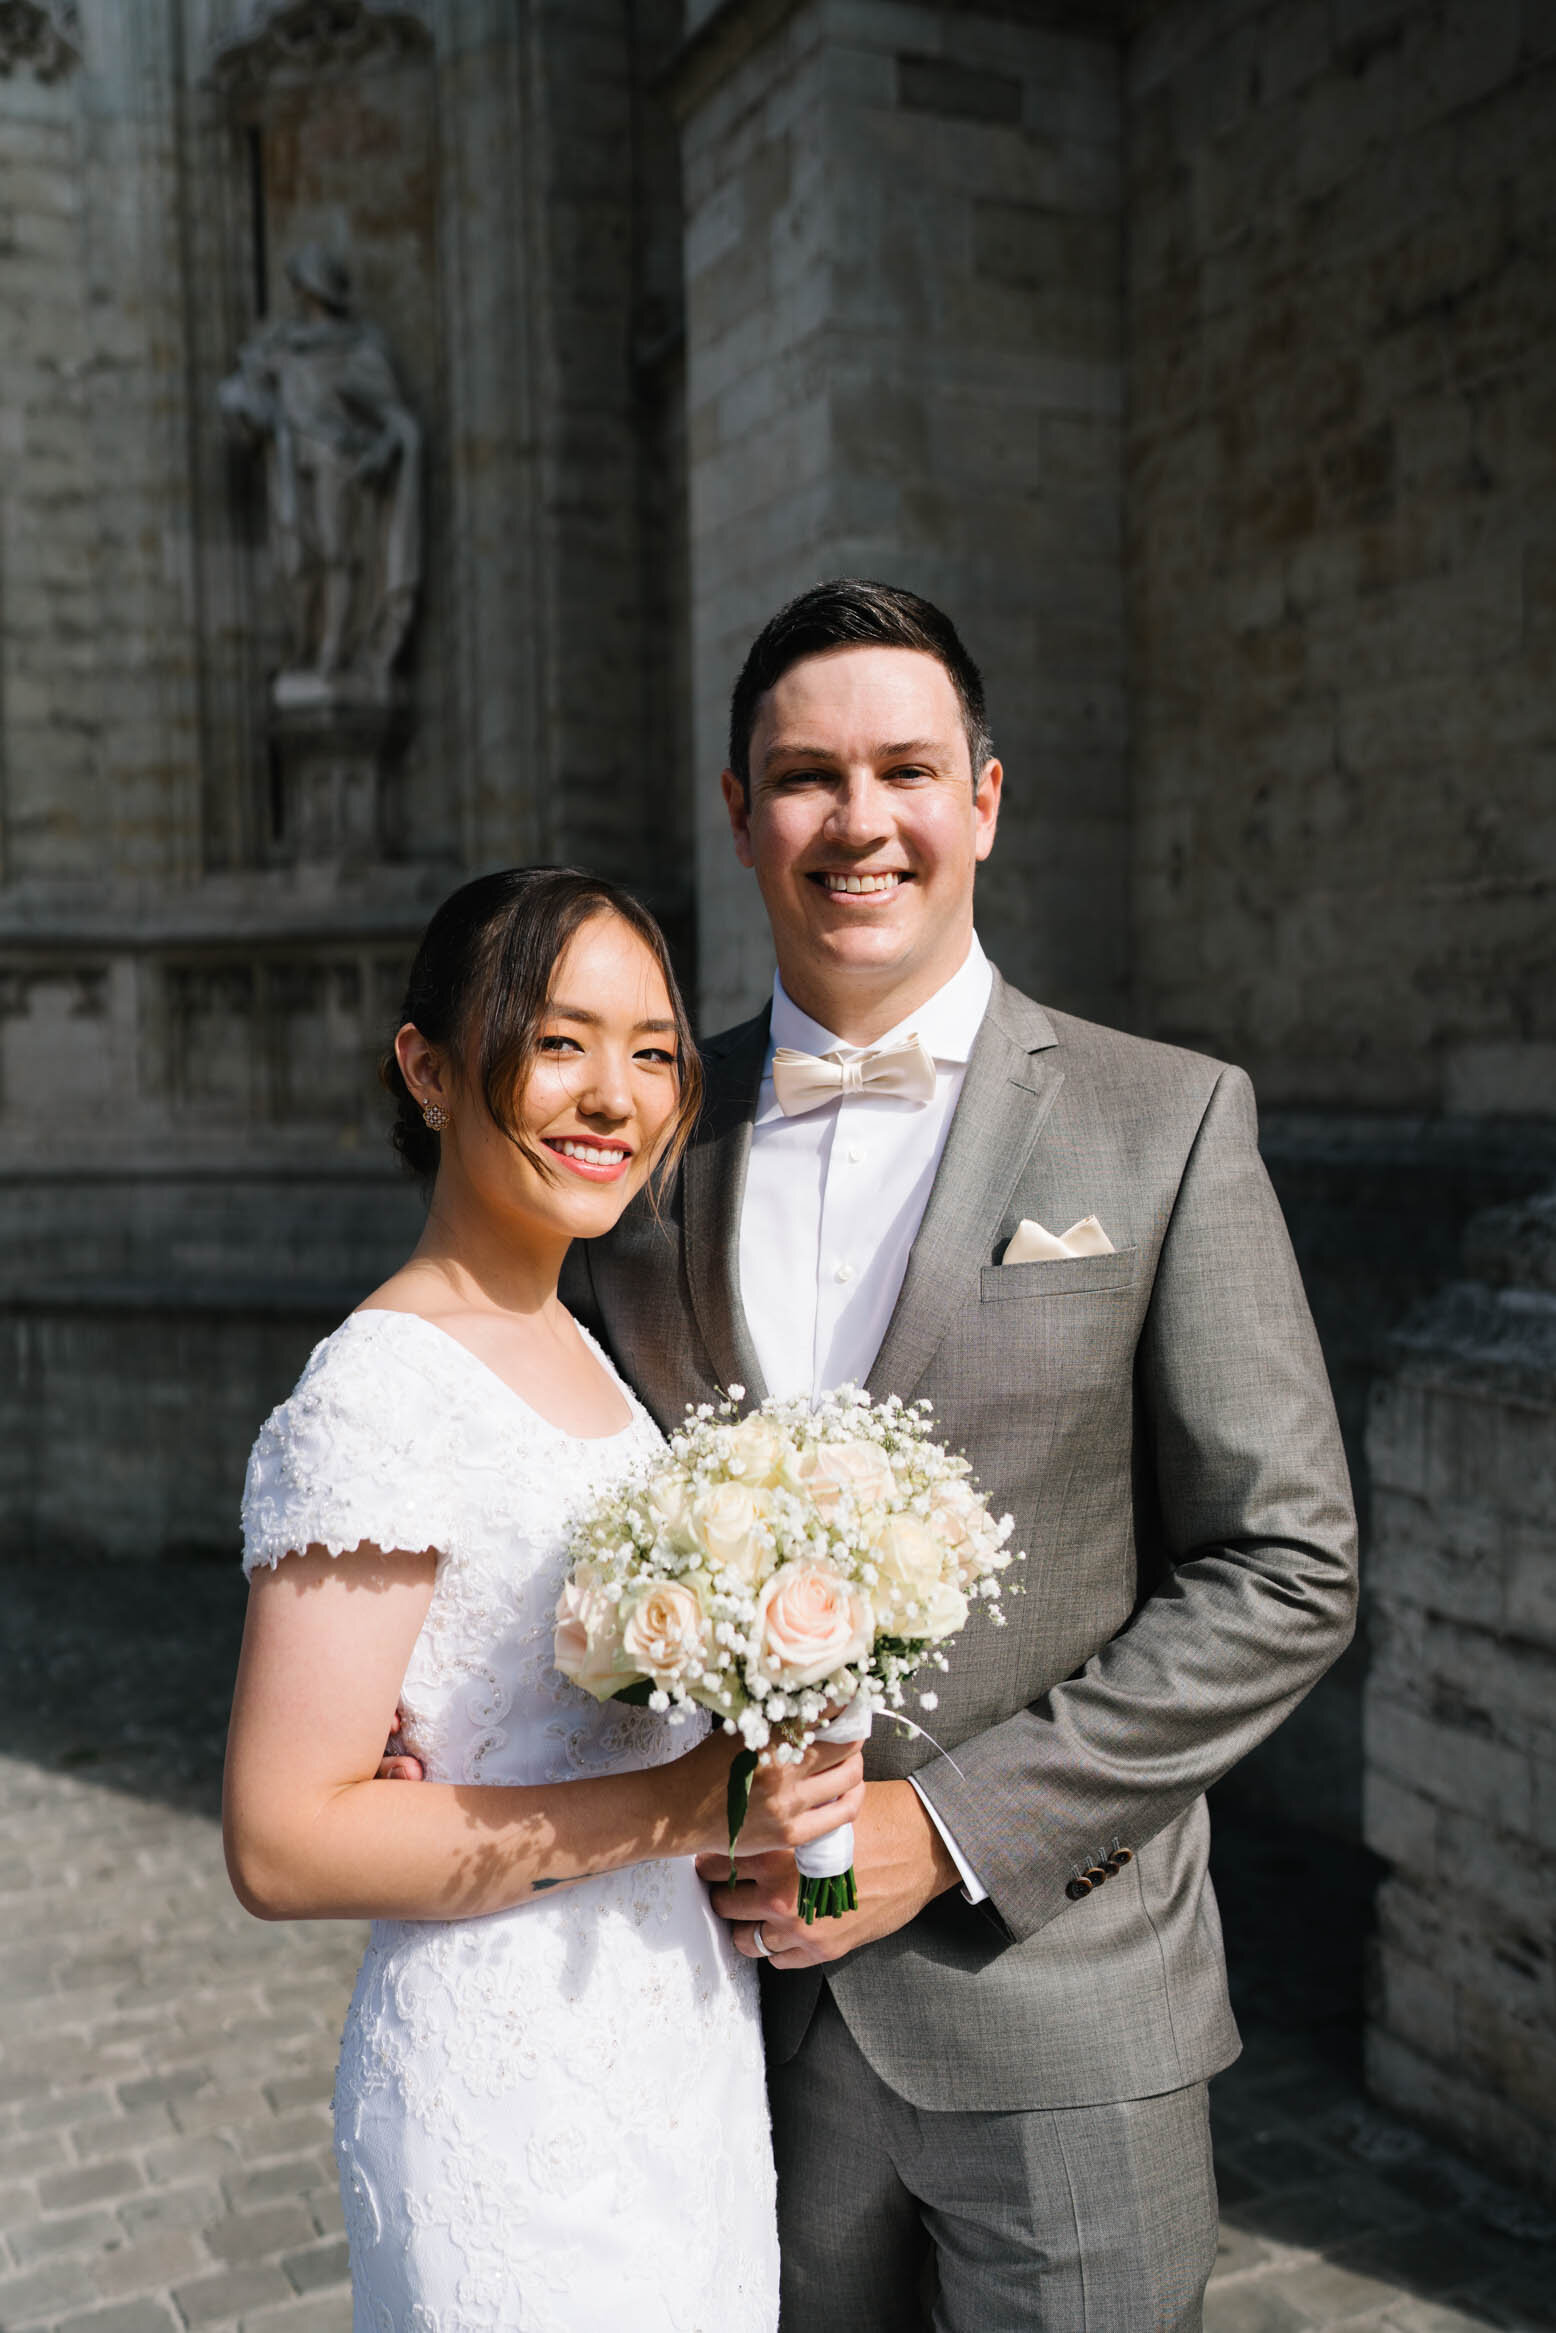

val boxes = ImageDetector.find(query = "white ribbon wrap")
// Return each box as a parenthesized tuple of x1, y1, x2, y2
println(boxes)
(794, 1697, 872, 1882)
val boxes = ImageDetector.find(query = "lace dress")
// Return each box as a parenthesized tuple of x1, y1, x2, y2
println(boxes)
(241, 1309, 779, 2333)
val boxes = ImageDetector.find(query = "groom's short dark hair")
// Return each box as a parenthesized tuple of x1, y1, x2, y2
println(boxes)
(727, 578, 994, 797)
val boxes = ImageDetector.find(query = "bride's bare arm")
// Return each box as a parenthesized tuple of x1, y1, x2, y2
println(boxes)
(223, 1543, 864, 1923)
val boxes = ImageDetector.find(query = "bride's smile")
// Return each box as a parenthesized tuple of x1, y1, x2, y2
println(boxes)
(543, 1132, 635, 1179)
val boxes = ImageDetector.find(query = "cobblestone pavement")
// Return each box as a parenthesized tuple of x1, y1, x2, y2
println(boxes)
(2, 1558, 1553, 2333)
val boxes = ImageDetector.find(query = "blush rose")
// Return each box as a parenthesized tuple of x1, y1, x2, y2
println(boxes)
(783, 1437, 897, 1520)
(756, 1562, 874, 1687)
(621, 1581, 709, 1689)
(553, 1569, 635, 1701)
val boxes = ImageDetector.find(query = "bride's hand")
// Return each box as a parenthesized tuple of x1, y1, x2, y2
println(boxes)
(673, 1732, 864, 1859)
(744, 1736, 866, 1853)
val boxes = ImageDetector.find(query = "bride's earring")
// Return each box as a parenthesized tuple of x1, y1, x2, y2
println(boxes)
(421, 1100, 449, 1132)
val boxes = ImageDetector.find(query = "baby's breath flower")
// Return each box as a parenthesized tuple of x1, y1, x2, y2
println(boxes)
(559, 1384, 1019, 1767)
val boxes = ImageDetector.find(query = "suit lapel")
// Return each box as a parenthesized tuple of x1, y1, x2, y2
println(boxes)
(867, 973, 1063, 1404)
(680, 1010, 771, 1405)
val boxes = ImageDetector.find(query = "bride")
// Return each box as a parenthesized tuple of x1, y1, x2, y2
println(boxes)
(223, 867, 864, 2333)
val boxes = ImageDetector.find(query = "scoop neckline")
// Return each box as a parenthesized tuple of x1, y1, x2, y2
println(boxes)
(347, 1306, 642, 1446)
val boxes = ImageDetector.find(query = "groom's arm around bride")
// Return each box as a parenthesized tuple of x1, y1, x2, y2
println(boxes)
(565, 578, 1358, 2333)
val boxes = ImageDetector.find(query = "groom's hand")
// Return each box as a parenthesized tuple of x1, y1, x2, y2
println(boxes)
(696, 1781, 958, 1967)
(374, 1706, 424, 1783)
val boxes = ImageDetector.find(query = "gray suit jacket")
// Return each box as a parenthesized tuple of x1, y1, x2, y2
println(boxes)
(563, 971, 1358, 2111)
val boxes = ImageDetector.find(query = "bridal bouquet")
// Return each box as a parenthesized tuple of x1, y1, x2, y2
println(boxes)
(554, 1385, 1019, 1920)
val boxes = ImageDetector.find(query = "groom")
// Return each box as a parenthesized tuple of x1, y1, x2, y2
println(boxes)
(571, 579, 1356, 2329)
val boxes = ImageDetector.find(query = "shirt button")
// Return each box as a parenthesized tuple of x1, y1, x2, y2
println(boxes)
(834, 1263, 855, 1283)
(847, 1145, 865, 1164)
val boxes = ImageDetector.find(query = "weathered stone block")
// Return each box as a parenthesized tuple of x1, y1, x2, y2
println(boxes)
(1367, 1377, 1429, 1494)
(1366, 2024, 1556, 2210)
(1457, 1989, 1556, 2125)
(1254, 0, 1331, 109)
(1371, 1936, 1457, 2061)
(1367, 1693, 1533, 1832)
(1369, 1485, 1507, 1630)
(1364, 1188, 1556, 2192)
(1360, 1766, 1438, 1876)
(1434, 1804, 1555, 1937)
(1507, 1522, 1556, 1651)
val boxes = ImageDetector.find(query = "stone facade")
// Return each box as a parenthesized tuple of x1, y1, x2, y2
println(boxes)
(1125, 0, 1556, 1121)
(1363, 1190, 1556, 2204)
(1114, 0, 1556, 1846)
(0, 0, 690, 1558)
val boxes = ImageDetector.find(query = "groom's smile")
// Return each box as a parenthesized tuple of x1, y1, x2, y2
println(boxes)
(813, 870, 908, 896)
(723, 644, 1002, 1041)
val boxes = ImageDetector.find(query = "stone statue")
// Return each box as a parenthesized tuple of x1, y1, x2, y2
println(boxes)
(220, 243, 421, 708)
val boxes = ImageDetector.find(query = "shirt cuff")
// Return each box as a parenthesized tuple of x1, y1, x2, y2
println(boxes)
(908, 1776, 989, 1904)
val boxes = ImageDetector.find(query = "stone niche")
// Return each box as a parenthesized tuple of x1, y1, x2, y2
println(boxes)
(197, 0, 447, 873)
(1363, 1191, 1556, 2204)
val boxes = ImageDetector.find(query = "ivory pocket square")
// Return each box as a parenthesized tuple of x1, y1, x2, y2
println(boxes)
(1003, 1215, 1116, 1264)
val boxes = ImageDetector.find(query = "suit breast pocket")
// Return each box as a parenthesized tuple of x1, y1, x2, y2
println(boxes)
(959, 1249, 1144, 1442)
(979, 1249, 1140, 1303)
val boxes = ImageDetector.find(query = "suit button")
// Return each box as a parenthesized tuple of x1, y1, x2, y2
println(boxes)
(1111, 1846, 1133, 1867)
(1066, 1877, 1092, 1900)
(1084, 1866, 1110, 1888)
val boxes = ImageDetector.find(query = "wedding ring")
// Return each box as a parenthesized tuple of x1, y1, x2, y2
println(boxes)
(751, 1923, 771, 1959)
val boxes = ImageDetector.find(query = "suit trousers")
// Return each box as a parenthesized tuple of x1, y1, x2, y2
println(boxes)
(769, 1989, 1219, 2333)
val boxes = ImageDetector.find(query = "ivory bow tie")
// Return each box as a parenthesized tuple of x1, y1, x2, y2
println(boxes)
(771, 1033, 939, 1116)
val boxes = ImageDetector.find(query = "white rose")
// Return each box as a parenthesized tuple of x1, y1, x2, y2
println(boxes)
(621, 1580, 709, 1689)
(784, 1437, 897, 1522)
(646, 1470, 699, 1551)
(554, 1572, 636, 1701)
(872, 1513, 947, 1628)
(756, 1563, 874, 1687)
(725, 1415, 788, 1487)
(926, 1477, 989, 1583)
(692, 1480, 766, 1583)
(919, 1578, 970, 1643)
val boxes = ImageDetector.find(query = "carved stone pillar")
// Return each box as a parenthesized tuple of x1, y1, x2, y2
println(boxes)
(674, 0, 1127, 1026)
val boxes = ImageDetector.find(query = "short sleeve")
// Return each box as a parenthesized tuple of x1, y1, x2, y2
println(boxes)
(240, 1319, 448, 1576)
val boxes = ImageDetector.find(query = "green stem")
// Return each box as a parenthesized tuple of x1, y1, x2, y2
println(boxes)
(726, 1748, 758, 1884)
(797, 1866, 859, 1922)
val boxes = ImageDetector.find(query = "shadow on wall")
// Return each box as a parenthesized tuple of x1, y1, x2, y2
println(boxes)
(1219, 1115, 1556, 1843)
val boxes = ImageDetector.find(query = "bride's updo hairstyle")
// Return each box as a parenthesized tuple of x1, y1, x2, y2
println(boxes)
(382, 867, 702, 1190)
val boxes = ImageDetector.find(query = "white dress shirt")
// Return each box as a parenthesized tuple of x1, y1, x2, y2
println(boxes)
(737, 933, 994, 1901)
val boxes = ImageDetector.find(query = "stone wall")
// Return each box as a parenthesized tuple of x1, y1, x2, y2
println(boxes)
(1121, 0, 1556, 1852)
(0, 0, 694, 1558)
(678, 0, 1128, 1029)
(1363, 1191, 1556, 2203)
(1125, 0, 1556, 1118)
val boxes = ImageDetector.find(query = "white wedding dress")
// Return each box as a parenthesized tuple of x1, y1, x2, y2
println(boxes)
(241, 1309, 779, 2333)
